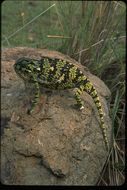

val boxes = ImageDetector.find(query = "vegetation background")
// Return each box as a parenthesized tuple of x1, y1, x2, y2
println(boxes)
(2, 0, 126, 185)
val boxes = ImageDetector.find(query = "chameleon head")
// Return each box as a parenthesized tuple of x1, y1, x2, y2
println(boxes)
(14, 57, 34, 80)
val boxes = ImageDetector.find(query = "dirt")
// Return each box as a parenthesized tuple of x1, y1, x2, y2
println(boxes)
(1, 47, 112, 185)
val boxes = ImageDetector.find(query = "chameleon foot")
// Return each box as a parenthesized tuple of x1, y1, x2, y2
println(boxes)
(27, 108, 33, 115)
(80, 105, 84, 110)
(74, 102, 84, 110)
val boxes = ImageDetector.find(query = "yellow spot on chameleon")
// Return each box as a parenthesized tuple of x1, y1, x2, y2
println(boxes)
(91, 90, 97, 96)
(58, 74, 65, 82)
(96, 102, 101, 107)
(50, 67, 54, 71)
(94, 96, 100, 101)
(69, 66, 77, 80)
(80, 85, 84, 92)
(78, 75, 87, 81)
(84, 82, 91, 91)
(77, 89, 82, 94)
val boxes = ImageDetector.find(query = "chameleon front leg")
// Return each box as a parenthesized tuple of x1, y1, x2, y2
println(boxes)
(27, 75, 40, 114)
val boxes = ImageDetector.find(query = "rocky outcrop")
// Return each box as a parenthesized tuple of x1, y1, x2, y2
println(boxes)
(1, 47, 112, 185)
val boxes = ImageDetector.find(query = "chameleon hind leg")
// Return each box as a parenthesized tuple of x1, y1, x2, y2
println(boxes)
(74, 86, 84, 110)
(27, 75, 40, 114)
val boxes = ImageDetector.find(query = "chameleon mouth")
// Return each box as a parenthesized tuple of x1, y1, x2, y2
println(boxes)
(13, 63, 22, 76)
(13, 63, 26, 80)
(14, 63, 20, 71)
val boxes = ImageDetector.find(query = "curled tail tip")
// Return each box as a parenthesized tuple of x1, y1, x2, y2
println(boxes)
(105, 140, 109, 151)
(104, 134, 110, 151)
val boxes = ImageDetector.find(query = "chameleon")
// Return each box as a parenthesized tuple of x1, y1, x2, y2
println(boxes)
(14, 57, 109, 150)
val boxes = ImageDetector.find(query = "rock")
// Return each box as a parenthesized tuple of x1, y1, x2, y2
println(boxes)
(1, 47, 112, 185)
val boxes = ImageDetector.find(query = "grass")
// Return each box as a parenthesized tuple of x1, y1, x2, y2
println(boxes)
(2, 0, 126, 186)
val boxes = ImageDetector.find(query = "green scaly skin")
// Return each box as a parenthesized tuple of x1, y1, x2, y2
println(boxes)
(14, 57, 109, 150)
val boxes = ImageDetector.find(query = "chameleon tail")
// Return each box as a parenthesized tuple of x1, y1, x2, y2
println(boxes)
(83, 81, 109, 151)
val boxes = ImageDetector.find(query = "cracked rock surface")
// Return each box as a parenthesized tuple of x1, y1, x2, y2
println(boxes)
(1, 47, 112, 185)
